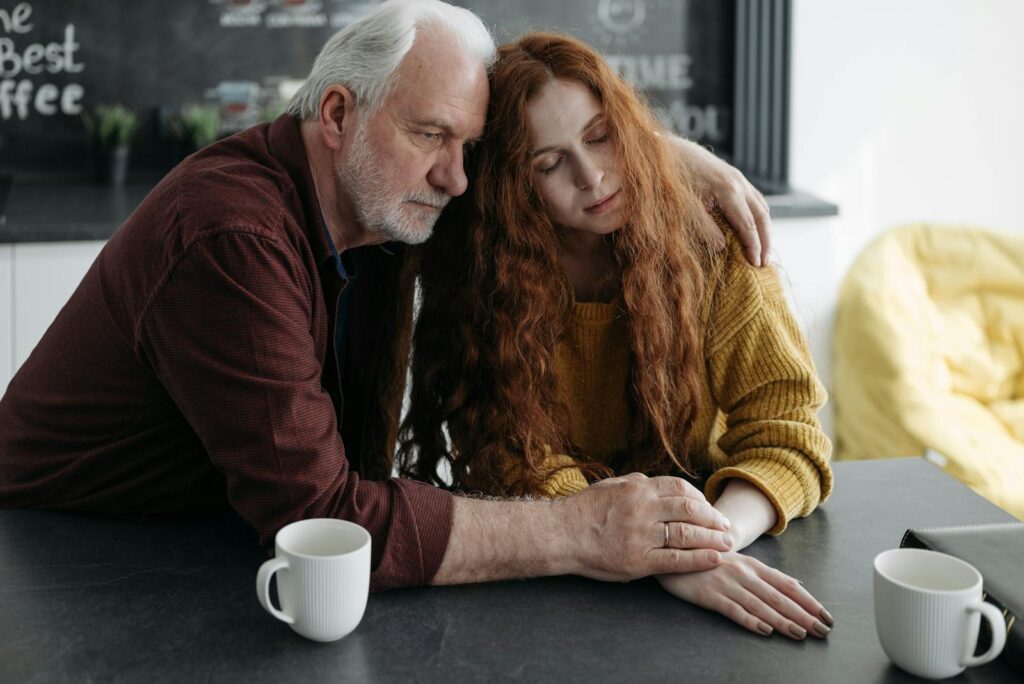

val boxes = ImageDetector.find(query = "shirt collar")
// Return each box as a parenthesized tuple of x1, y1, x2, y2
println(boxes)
(266, 113, 402, 277)
(266, 114, 334, 270)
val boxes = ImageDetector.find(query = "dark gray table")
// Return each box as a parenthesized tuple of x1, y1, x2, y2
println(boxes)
(0, 458, 1017, 683)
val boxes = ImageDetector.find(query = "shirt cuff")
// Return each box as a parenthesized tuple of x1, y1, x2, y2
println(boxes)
(371, 478, 454, 591)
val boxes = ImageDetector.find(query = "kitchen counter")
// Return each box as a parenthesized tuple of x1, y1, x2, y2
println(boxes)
(0, 178, 155, 244)
(0, 177, 837, 245)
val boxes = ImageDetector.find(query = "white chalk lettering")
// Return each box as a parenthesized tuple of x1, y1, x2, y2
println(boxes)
(652, 100, 727, 142)
(0, 5, 87, 120)
(59, 24, 82, 73)
(265, 12, 327, 29)
(0, 78, 84, 119)
(33, 80, 56, 113)
(0, 3, 33, 35)
(0, 78, 31, 118)
(60, 81, 82, 114)
(220, 11, 261, 27)
(21, 41, 43, 73)
(0, 24, 83, 77)
(606, 54, 693, 90)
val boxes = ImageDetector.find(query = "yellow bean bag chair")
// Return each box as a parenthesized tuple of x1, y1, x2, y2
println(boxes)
(834, 224, 1024, 519)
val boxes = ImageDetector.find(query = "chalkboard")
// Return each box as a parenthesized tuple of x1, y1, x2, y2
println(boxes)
(0, 0, 734, 176)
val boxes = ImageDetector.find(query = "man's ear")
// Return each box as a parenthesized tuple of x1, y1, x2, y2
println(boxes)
(317, 85, 356, 151)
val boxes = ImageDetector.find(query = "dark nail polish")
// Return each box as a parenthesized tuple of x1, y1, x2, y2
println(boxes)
(812, 621, 831, 638)
(819, 608, 834, 626)
(789, 625, 807, 639)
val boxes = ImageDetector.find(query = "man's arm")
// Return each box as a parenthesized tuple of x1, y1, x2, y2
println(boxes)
(138, 231, 451, 591)
(669, 135, 772, 267)
(432, 474, 734, 585)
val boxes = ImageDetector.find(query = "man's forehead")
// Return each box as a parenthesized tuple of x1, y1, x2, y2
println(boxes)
(389, 59, 488, 138)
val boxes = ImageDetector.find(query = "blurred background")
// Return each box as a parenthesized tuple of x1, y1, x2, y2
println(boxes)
(1, 0, 1022, 514)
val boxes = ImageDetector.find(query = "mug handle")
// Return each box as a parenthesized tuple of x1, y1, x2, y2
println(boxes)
(961, 601, 1006, 667)
(256, 557, 295, 625)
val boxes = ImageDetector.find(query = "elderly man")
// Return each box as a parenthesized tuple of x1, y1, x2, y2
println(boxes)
(0, 0, 769, 590)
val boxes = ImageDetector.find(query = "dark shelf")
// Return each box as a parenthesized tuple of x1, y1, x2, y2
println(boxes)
(1, 177, 839, 245)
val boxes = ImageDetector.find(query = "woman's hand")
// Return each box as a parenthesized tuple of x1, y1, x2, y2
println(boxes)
(656, 552, 834, 639)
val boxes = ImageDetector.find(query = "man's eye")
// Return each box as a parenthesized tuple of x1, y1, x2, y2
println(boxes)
(421, 132, 441, 142)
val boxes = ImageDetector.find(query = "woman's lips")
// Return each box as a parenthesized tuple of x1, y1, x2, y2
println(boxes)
(585, 190, 620, 214)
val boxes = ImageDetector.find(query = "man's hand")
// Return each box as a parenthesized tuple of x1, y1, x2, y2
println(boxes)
(431, 472, 733, 587)
(657, 552, 834, 639)
(670, 136, 771, 267)
(564, 472, 733, 582)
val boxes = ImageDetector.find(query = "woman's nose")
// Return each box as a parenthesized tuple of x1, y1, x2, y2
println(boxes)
(575, 155, 604, 191)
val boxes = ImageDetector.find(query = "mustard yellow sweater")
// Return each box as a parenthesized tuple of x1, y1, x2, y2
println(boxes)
(540, 234, 833, 534)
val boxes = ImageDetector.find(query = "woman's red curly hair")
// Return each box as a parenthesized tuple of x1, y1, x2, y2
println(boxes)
(397, 32, 718, 496)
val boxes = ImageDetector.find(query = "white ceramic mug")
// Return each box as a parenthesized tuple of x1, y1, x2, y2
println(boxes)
(256, 518, 371, 642)
(873, 548, 1006, 679)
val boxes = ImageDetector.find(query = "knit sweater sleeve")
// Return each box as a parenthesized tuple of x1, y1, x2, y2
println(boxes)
(499, 448, 589, 498)
(701, 234, 833, 534)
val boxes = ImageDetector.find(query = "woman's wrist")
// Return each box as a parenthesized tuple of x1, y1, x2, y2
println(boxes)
(712, 479, 778, 552)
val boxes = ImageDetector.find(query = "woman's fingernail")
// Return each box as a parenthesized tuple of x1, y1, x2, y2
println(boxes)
(758, 622, 773, 636)
(789, 625, 807, 639)
(819, 608, 834, 626)
(721, 518, 731, 530)
(722, 534, 734, 548)
(812, 621, 831, 638)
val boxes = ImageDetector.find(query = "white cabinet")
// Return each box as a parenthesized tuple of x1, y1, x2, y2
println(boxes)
(771, 216, 840, 439)
(10, 241, 105, 374)
(0, 246, 12, 397)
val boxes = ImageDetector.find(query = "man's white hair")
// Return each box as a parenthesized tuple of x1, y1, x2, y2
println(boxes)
(287, 0, 496, 119)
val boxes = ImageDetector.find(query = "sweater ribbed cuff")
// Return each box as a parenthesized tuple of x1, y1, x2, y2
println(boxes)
(704, 459, 810, 535)
(541, 466, 590, 498)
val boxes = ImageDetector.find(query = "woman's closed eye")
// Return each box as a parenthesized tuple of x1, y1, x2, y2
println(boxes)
(539, 156, 563, 175)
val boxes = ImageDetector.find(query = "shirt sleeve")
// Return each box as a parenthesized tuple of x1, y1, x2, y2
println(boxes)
(702, 237, 834, 534)
(136, 230, 453, 590)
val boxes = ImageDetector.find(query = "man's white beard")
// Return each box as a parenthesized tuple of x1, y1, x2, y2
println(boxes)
(335, 122, 450, 245)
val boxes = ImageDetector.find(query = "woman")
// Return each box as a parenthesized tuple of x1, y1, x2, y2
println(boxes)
(399, 33, 834, 640)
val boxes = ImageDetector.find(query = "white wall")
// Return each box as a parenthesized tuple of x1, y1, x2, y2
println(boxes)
(790, 0, 1024, 275)
(773, 0, 1024, 439)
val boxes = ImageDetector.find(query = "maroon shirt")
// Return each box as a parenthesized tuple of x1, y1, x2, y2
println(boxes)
(0, 116, 453, 591)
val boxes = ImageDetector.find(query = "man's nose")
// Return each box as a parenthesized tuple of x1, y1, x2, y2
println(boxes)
(428, 146, 469, 198)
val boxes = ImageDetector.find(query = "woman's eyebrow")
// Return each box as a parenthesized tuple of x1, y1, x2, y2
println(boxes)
(530, 114, 604, 158)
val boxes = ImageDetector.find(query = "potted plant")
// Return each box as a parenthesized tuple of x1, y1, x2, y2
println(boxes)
(84, 105, 139, 186)
(173, 104, 220, 158)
